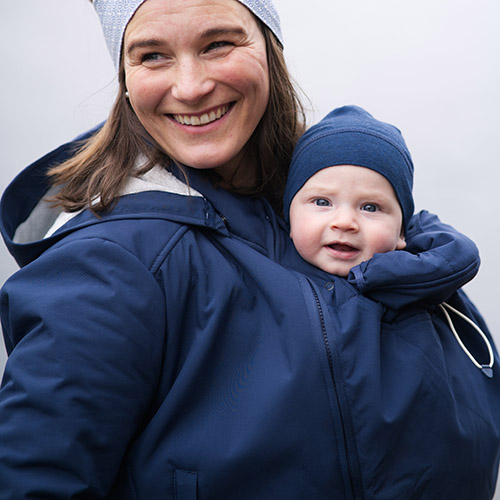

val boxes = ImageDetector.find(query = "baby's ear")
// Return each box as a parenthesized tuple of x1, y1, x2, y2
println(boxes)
(397, 230, 406, 250)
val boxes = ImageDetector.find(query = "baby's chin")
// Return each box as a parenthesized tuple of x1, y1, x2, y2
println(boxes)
(317, 262, 354, 278)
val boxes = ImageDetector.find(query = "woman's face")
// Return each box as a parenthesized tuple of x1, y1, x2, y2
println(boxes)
(123, 0, 270, 184)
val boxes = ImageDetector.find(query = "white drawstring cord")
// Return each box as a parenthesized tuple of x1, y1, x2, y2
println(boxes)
(438, 302, 494, 378)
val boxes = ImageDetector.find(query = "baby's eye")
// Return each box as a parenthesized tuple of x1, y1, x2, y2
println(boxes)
(314, 198, 331, 207)
(362, 203, 379, 212)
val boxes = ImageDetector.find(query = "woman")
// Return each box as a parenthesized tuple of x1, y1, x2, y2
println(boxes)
(0, 1, 499, 499)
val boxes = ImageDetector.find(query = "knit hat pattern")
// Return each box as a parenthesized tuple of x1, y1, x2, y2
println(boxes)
(92, 0, 283, 70)
(283, 105, 415, 229)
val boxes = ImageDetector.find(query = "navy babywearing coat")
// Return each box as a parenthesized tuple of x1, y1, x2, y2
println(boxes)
(0, 124, 499, 498)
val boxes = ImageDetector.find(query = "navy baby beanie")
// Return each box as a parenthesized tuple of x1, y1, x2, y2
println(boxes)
(283, 105, 414, 230)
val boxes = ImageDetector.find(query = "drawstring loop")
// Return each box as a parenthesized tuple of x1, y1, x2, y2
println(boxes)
(439, 302, 494, 378)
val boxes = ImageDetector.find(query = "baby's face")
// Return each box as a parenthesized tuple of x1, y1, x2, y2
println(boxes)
(289, 165, 406, 277)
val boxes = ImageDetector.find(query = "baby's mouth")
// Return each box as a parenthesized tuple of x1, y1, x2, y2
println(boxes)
(172, 104, 230, 126)
(328, 243, 358, 252)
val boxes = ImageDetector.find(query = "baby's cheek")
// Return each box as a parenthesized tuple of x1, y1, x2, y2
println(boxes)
(291, 228, 316, 258)
(372, 229, 402, 253)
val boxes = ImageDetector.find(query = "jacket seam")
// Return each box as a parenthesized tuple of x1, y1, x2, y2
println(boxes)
(49, 235, 162, 279)
(149, 225, 191, 275)
(127, 460, 139, 500)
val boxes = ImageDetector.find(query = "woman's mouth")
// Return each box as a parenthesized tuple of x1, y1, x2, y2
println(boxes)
(171, 104, 230, 126)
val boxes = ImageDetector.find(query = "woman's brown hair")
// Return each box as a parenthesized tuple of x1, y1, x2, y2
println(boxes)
(48, 22, 306, 214)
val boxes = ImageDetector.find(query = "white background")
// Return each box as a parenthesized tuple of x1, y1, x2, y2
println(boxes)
(1, 1, 499, 494)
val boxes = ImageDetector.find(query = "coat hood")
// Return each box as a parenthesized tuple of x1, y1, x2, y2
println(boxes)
(0, 129, 235, 269)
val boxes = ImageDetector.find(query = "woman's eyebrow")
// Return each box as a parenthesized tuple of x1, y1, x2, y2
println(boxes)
(126, 38, 164, 56)
(199, 27, 246, 39)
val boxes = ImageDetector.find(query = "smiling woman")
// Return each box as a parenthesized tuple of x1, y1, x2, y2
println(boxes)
(47, 0, 303, 214)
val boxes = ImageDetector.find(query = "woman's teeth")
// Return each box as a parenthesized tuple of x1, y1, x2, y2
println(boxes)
(173, 105, 229, 126)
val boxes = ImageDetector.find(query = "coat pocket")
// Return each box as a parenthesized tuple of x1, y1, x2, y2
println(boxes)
(174, 469, 197, 500)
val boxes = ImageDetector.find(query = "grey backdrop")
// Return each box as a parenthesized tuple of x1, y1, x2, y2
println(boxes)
(1, 0, 499, 493)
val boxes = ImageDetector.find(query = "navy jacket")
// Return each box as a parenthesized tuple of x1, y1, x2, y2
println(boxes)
(0, 133, 499, 499)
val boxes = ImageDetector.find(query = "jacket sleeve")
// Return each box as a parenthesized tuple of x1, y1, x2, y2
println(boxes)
(347, 210, 480, 309)
(0, 237, 166, 499)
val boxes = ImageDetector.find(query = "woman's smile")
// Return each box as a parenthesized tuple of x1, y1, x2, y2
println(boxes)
(170, 103, 231, 126)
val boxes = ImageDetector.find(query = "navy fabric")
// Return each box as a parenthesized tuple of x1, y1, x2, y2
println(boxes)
(0, 132, 499, 499)
(283, 105, 414, 229)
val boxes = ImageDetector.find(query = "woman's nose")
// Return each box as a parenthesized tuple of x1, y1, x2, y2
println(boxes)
(330, 206, 359, 231)
(171, 57, 215, 104)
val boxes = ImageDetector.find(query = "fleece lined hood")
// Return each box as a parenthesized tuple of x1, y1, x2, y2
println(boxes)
(0, 130, 227, 269)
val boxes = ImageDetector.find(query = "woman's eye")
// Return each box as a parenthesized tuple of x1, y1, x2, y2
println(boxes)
(314, 198, 330, 207)
(362, 203, 378, 212)
(141, 53, 164, 63)
(206, 41, 233, 51)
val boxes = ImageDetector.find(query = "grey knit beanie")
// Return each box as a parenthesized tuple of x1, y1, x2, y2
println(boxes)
(92, 0, 283, 70)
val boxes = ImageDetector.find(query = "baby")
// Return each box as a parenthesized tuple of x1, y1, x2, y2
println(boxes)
(280, 106, 500, 490)
(283, 105, 412, 277)
(283, 104, 495, 379)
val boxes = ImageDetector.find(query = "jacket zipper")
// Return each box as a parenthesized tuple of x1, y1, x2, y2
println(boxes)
(307, 279, 358, 499)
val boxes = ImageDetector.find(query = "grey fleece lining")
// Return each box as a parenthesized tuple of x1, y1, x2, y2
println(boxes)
(13, 186, 62, 244)
(13, 166, 202, 244)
